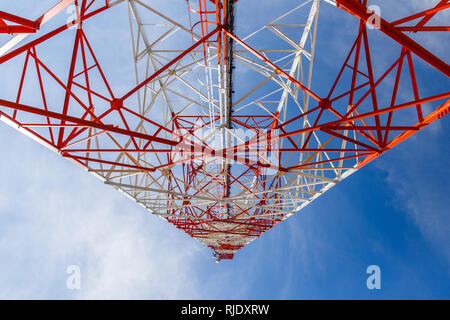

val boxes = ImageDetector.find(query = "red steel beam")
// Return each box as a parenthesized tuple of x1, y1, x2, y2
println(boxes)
(0, 11, 39, 30)
(0, 99, 179, 146)
(0, 3, 110, 64)
(335, 0, 450, 77)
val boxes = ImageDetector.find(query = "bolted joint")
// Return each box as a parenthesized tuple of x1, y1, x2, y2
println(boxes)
(437, 103, 450, 120)
(110, 98, 123, 110)
(319, 98, 332, 110)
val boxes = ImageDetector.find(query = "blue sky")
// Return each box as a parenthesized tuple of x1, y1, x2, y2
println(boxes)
(0, 0, 449, 299)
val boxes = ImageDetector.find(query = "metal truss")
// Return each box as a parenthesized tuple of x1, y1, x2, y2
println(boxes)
(0, 0, 448, 261)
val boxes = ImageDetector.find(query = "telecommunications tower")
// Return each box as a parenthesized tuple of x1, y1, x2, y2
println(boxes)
(0, 0, 448, 260)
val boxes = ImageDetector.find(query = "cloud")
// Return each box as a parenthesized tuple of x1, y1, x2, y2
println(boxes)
(375, 120, 450, 265)
(0, 124, 208, 299)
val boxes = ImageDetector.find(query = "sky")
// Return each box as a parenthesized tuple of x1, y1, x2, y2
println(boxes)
(0, 0, 449, 299)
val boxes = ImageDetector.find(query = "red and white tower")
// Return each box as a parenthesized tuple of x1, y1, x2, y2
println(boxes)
(0, 0, 448, 261)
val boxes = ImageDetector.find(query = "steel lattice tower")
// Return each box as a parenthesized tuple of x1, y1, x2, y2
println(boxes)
(0, 0, 448, 261)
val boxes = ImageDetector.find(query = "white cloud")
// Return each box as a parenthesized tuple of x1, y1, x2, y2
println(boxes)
(0, 124, 208, 299)
(375, 122, 450, 265)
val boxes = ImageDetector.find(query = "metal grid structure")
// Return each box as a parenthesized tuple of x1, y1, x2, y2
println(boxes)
(0, 0, 448, 261)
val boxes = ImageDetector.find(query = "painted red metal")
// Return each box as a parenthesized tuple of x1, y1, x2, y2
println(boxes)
(0, 11, 39, 34)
